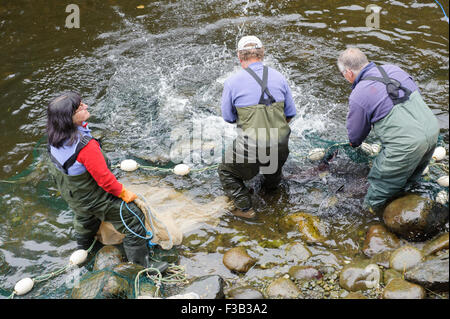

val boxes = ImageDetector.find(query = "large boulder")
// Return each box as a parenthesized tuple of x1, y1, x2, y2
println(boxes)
(383, 194, 448, 241)
(93, 246, 123, 271)
(71, 270, 132, 299)
(404, 252, 449, 292)
(362, 224, 401, 258)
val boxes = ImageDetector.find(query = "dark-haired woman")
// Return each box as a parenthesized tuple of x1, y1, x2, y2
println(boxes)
(47, 92, 164, 269)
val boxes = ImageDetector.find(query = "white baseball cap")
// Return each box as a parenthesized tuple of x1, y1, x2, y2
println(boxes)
(237, 35, 263, 51)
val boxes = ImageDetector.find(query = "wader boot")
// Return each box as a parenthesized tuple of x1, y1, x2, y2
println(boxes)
(360, 65, 440, 209)
(218, 66, 291, 216)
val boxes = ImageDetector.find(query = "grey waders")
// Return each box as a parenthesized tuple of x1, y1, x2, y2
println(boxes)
(361, 65, 439, 209)
(48, 136, 168, 271)
(218, 66, 291, 212)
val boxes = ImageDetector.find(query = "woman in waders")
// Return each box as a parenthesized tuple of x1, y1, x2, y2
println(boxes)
(46, 92, 167, 270)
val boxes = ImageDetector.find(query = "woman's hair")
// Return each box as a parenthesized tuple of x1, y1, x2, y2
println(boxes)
(47, 92, 82, 148)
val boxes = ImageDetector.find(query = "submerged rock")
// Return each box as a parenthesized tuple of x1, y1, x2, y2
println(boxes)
(370, 250, 392, 268)
(223, 247, 257, 273)
(286, 212, 328, 244)
(339, 260, 381, 291)
(93, 246, 123, 271)
(383, 194, 448, 241)
(288, 266, 322, 281)
(422, 233, 449, 257)
(382, 278, 425, 299)
(181, 275, 225, 299)
(389, 246, 423, 272)
(227, 286, 264, 299)
(363, 224, 401, 258)
(266, 277, 301, 299)
(71, 270, 132, 299)
(285, 242, 312, 263)
(404, 252, 449, 292)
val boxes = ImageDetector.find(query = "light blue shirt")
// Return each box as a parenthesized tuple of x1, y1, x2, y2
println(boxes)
(221, 62, 297, 123)
(50, 123, 92, 175)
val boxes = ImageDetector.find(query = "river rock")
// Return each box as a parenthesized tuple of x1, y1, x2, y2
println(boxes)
(227, 286, 264, 299)
(93, 245, 123, 271)
(362, 224, 400, 258)
(339, 260, 381, 291)
(383, 194, 448, 241)
(382, 278, 425, 299)
(370, 250, 392, 268)
(389, 246, 423, 272)
(286, 212, 328, 244)
(71, 270, 132, 299)
(285, 242, 312, 262)
(223, 247, 257, 273)
(383, 269, 402, 285)
(404, 252, 449, 292)
(288, 266, 322, 281)
(422, 232, 449, 256)
(266, 277, 301, 299)
(112, 262, 145, 279)
(181, 275, 225, 299)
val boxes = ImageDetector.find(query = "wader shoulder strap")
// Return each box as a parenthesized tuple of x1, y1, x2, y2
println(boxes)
(362, 65, 412, 105)
(244, 66, 277, 106)
(48, 135, 94, 174)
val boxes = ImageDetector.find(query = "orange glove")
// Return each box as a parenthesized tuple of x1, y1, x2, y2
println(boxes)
(119, 187, 137, 203)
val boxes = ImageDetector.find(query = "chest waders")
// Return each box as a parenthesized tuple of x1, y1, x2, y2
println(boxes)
(361, 65, 439, 209)
(48, 136, 151, 267)
(218, 66, 291, 210)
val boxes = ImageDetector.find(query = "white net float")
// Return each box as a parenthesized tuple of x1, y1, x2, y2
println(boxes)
(432, 147, 446, 161)
(14, 278, 34, 296)
(173, 164, 190, 176)
(422, 166, 429, 175)
(308, 148, 325, 161)
(69, 249, 88, 266)
(360, 142, 373, 155)
(437, 175, 449, 187)
(120, 159, 139, 172)
(436, 190, 448, 205)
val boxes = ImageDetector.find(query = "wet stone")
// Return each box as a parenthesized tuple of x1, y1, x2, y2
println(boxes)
(422, 232, 449, 257)
(362, 224, 400, 258)
(71, 270, 132, 299)
(339, 260, 381, 292)
(285, 242, 312, 263)
(288, 266, 322, 281)
(223, 247, 257, 273)
(404, 252, 449, 292)
(370, 250, 392, 268)
(383, 194, 448, 241)
(285, 212, 328, 244)
(266, 277, 301, 299)
(93, 245, 123, 271)
(227, 286, 264, 299)
(383, 269, 402, 285)
(382, 278, 425, 299)
(389, 246, 423, 272)
(343, 292, 368, 299)
(181, 275, 225, 299)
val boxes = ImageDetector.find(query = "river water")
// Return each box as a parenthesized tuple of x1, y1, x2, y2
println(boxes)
(0, 0, 448, 298)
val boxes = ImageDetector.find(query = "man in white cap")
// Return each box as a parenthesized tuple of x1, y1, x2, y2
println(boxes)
(218, 35, 297, 219)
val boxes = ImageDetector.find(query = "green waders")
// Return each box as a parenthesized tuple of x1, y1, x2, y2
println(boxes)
(362, 66, 440, 209)
(218, 66, 291, 211)
(48, 139, 150, 267)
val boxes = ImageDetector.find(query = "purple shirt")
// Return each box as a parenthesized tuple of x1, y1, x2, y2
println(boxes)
(347, 62, 419, 147)
(221, 62, 297, 123)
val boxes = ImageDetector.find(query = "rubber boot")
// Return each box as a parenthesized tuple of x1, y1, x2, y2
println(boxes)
(123, 242, 169, 274)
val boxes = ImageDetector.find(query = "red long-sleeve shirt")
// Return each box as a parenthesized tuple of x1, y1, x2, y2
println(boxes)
(76, 139, 123, 197)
